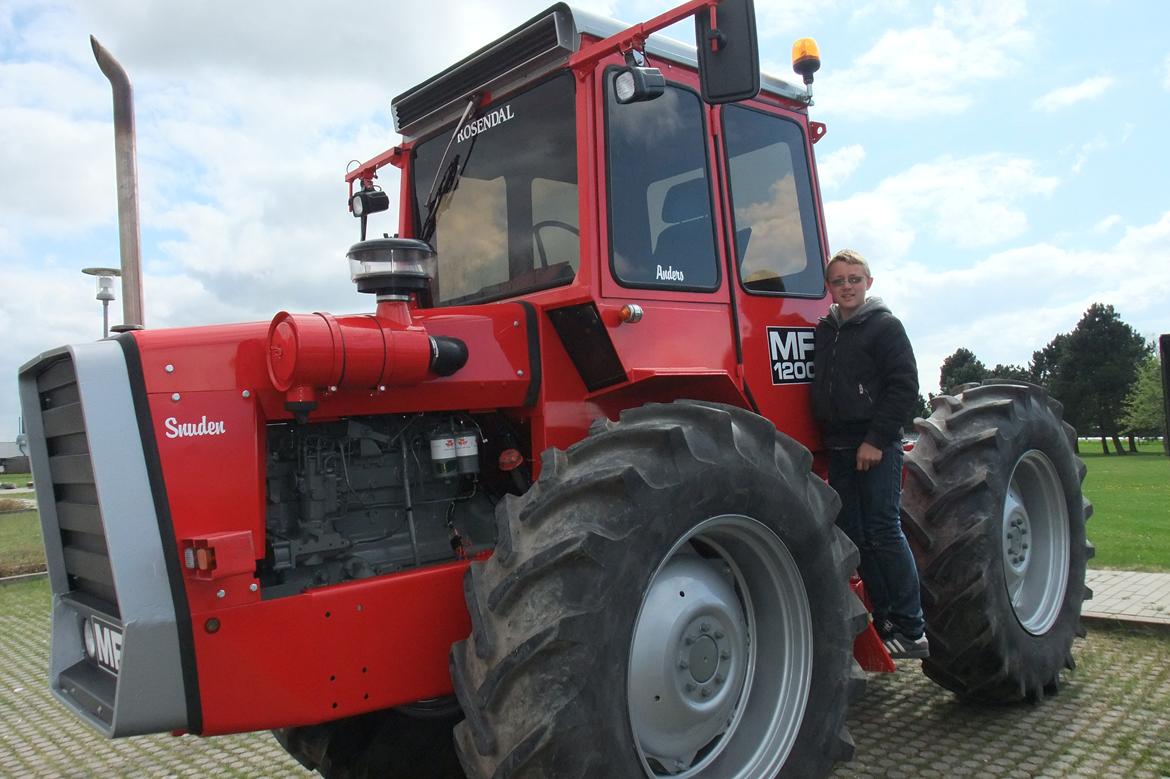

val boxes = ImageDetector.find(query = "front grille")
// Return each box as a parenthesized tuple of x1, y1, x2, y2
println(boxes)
(34, 356, 119, 616)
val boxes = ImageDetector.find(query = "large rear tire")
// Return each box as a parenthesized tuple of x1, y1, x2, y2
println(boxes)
(902, 381, 1093, 702)
(272, 701, 464, 778)
(450, 401, 866, 778)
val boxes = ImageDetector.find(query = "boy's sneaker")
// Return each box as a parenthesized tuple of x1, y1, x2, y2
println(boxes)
(883, 631, 929, 660)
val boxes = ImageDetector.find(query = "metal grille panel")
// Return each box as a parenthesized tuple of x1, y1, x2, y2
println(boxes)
(34, 356, 119, 616)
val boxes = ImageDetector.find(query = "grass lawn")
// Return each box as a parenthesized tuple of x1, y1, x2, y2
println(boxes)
(0, 471, 32, 488)
(0, 510, 44, 577)
(0, 449, 1166, 574)
(1079, 440, 1170, 572)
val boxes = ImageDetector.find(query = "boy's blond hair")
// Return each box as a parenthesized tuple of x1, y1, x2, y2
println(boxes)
(825, 249, 871, 280)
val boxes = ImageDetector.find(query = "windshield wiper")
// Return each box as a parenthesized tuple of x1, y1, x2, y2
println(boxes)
(420, 93, 481, 245)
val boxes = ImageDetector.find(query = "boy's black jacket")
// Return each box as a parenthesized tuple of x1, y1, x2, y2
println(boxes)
(811, 297, 919, 449)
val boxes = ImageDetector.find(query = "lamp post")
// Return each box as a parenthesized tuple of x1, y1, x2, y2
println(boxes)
(82, 267, 122, 338)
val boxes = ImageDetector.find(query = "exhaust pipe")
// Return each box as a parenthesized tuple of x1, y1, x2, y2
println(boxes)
(91, 36, 144, 329)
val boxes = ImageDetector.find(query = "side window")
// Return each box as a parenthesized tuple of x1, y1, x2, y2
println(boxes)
(606, 75, 719, 290)
(723, 105, 825, 296)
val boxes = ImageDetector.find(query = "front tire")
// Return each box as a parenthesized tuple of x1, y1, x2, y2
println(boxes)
(902, 381, 1093, 702)
(450, 401, 865, 778)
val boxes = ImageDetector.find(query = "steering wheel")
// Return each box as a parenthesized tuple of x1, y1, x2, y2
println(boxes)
(533, 220, 580, 268)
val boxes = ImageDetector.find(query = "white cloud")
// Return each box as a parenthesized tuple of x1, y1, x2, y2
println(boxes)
(816, 144, 865, 190)
(826, 153, 1058, 260)
(1069, 133, 1109, 174)
(0, 108, 116, 238)
(1032, 76, 1114, 112)
(1093, 215, 1121, 233)
(816, 0, 1031, 119)
(1, 0, 562, 439)
(878, 211, 1170, 395)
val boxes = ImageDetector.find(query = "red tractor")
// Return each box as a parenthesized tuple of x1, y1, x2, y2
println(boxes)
(20, 1, 1090, 776)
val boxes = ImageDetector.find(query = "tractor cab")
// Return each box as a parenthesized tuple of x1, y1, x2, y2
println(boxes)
(346, 2, 829, 449)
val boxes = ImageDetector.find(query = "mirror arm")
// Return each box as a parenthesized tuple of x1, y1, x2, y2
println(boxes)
(568, 0, 720, 73)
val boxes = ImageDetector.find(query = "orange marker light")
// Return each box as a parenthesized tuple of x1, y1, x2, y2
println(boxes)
(791, 38, 821, 85)
(498, 448, 524, 472)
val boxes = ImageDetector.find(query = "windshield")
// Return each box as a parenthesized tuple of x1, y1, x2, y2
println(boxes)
(412, 73, 578, 306)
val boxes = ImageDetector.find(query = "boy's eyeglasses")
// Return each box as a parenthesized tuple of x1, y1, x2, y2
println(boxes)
(828, 275, 867, 288)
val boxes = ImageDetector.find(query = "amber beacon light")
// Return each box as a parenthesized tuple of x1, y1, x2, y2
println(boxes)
(791, 37, 821, 102)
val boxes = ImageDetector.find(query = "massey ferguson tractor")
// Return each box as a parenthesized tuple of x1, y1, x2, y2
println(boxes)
(19, 1, 1091, 776)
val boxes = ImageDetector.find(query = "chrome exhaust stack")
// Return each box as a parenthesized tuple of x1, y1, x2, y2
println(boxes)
(91, 36, 144, 330)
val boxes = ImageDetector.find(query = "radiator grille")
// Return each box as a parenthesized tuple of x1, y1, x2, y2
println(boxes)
(35, 356, 119, 616)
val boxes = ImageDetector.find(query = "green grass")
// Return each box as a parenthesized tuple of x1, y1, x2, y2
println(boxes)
(0, 511, 45, 577)
(0, 471, 32, 487)
(1079, 440, 1170, 572)
(0, 446, 1166, 574)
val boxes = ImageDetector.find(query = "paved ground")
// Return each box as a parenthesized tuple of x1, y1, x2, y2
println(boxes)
(2, 577, 1168, 778)
(1084, 570, 1170, 625)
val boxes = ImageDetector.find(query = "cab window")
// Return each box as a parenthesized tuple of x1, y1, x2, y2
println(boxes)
(722, 105, 825, 296)
(606, 75, 719, 291)
(412, 73, 578, 305)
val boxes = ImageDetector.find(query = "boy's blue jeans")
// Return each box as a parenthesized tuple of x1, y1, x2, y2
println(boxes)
(829, 442, 925, 639)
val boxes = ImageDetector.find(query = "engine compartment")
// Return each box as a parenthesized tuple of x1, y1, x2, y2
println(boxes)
(259, 413, 509, 598)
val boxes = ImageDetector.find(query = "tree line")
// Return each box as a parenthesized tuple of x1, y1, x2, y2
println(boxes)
(931, 303, 1166, 456)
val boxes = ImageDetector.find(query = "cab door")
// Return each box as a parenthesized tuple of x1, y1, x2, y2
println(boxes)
(712, 101, 831, 451)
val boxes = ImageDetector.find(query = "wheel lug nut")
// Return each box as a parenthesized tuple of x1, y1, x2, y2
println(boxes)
(700, 622, 710, 633)
(715, 674, 725, 684)
(685, 683, 695, 692)
(679, 660, 689, 670)
(714, 630, 724, 639)
(685, 636, 696, 645)
(720, 650, 730, 660)
(700, 687, 711, 698)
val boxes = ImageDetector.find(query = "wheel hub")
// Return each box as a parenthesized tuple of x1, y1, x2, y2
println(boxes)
(628, 514, 813, 778)
(1001, 450, 1070, 635)
(686, 634, 719, 685)
(1003, 490, 1032, 573)
(628, 556, 747, 770)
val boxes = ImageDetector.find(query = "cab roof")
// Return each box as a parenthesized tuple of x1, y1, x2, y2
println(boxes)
(392, 3, 806, 139)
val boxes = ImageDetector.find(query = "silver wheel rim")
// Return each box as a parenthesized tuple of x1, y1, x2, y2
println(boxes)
(627, 515, 812, 777)
(1002, 450, 1070, 634)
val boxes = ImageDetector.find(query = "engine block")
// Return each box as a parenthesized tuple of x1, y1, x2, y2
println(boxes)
(260, 414, 498, 598)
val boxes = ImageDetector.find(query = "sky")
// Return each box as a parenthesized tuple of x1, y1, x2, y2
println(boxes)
(2, 0, 1168, 441)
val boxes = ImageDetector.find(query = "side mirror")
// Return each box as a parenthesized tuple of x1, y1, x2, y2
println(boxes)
(694, 0, 760, 104)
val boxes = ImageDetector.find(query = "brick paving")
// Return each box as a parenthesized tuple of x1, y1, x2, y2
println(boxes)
(1084, 570, 1170, 625)
(3, 576, 1168, 778)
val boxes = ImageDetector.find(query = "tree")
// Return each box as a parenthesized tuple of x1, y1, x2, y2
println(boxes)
(1060, 304, 1150, 455)
(1030, 333, 1084, 451)
(905, 392, 931, 430)
(1121, 354, 1167, 455)
(939, 348, 988, 394)
(990, 363, 1031, 383)
(1029, 334, 1070, 388)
